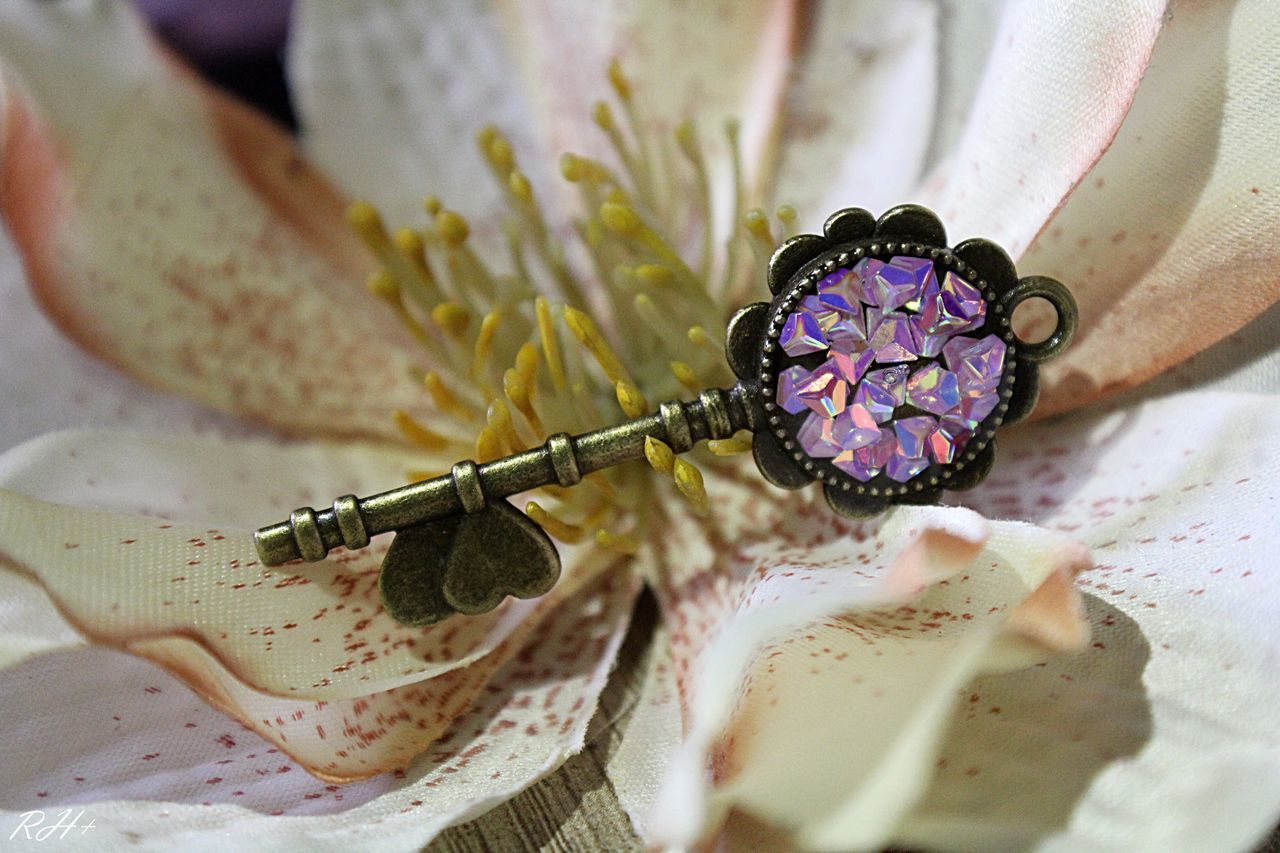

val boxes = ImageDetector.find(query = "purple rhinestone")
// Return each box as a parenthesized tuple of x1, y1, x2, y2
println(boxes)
(868, 312, 920, 363)
(780, 310, 828, 356)
(959, 390, 999, 425)
(905, 363, 961, 415)
(885, 453, 930, 483)
(921, 271, 986, 335)
(851, 258, 887, 306)
(944, 334, 1007, 394)
(894, 415, 938, 459)
(803, 293, 868, 350)
(817, 268, 861, 306)
(831, 404, 881, 451)
(928, 417, 973, 464)
(776, 365, 810, 414)
(833, 427, 896, 481)
(889, 256, 937, 311)
(854, 366, 908, 422)
(870, 263, 920, 312)
(826, 347, 874, 386)
(795, 361, 849, 417)
(798, 412, 842, 458)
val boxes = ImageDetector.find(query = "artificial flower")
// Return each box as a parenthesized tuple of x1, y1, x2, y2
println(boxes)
(0, 1, 1277, 851)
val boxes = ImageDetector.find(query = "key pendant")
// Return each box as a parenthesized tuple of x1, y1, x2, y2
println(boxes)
(255, 205, 1077, 626)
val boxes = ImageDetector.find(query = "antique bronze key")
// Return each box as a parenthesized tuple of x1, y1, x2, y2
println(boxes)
(255, 205, 1077, 627)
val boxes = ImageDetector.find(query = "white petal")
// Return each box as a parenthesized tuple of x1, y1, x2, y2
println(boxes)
(773, 0, 938, 227)
(286, 0, 546, 231)
(900, 391, 1280, 850)
(0, 570, 638, 849)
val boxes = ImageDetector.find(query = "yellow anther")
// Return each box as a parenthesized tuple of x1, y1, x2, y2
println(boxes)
(605, 187, 629, 205)
(672, 458, 710, 515)
(424, 372, 475, 420)
(476, 124, 498, 151)
(487, 136, 515, 173)
(708, 431, 753, 456)
(535, 298, 568, 393)
(584, 218, 605, 248)
(406, 468, 444, 483)
(607, 58, 632, 101)
(435, 209, 471, 247)
(674, 119, 698, 158)
(393, 227, 426, 261)
(560, 153, 584, 182)
(635, 264, 674, 288)
(615, 379, 649, 418)
(745, 208, 774, 244)
(564, 306, 629, 385)
(600, 201, 641, 235)
(365, 269, 399, 302)
(526, 501, 586, 544)
(514, 341, 539, 387)
(644, 436, 676, 475)
(776, 204, 797, 230)
(688, 325, 722, 356)
(508, 169, 533, 202)
(670, 360, 701, 393)
(430, 302, 471, 340)
(475, 425, 505, 463)
(504, 367, 544, 434)
(393, 409, 449, 451)
(473, 311, 501, 380)
(346, 200, 391, 255)
(595, 528, 639, 555)
(423, 195, 442, 217)
(487, 398, 525, 452)
(592, 101, 617, 131)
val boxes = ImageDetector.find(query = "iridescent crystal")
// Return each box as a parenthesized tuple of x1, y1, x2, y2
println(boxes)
(944, 334, 1006, 394)
(920, 271, 985, 335)
(889, 256, 937, 311)
(905, 363, 960, 415)
(851, 257, 887, 306)
(928, 416, 972, 464)
(833, 426, 896, 481)
(798, 412, 843, 458)
(854, 366, 908, 422)
(894, 415, 937, 459)
(868, 262, 920, 312)
(868, 311, 919, 363)
(817, 268, 861, 306)
(780, 310, 828, 356)
(831, 404, 881, 451)
(776, 365, 810, 414)
(802, 293, 868, 351)
(826, 347, 874, 385)
(959, 390, 999, 425)
(885, 453, 930, 483)
(795, 361, 849, 417)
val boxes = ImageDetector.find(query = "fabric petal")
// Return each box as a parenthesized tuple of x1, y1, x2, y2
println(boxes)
(897, 390, 1280, 850)
(919, 0, 1166, 258)
(1023, 0, 1280, 414)
(0, 430, 552, 697)
(0, 1, 430, 441)
(647, 498, 1091, 848)
(0, 569, 637, 848)
(770, 0, 938, 227)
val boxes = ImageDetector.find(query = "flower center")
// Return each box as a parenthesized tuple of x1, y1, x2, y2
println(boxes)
(346, 61, 786, 552)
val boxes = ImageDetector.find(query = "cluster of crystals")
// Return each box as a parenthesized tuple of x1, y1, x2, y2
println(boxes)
(776, 256, 1005, 483)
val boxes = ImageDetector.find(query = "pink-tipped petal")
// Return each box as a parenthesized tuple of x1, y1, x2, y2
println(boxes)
(0, 430, 558, 699)
(919, 1, 1167, 259)
(1023, 0, 1280, 414)
(0, 2, 430, 441)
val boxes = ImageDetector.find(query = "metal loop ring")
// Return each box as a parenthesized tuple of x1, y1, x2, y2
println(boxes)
(1000, 275, 1078, 363)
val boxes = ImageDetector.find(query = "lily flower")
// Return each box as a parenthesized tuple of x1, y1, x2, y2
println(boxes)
(0, 2, 1277, 850)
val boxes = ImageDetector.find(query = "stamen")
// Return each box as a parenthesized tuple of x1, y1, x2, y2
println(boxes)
(644, 436, 676, 474)
(393, 409, 449, 451)
(564, 306, 632, 386)
(615, 379, 649, 418)
(672, 458, 710, 516)
(424, 372, 479, 421)
(670, 361, 702, 394)
(473, 311, 501, 390)
(707, 431, 753, 456)
(535, 298, 569, 394)
(595, 528, 640, 554)
(526, 501, 586, 544)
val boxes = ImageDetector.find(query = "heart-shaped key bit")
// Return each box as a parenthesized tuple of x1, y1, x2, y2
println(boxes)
(378, 498, 561, 626)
